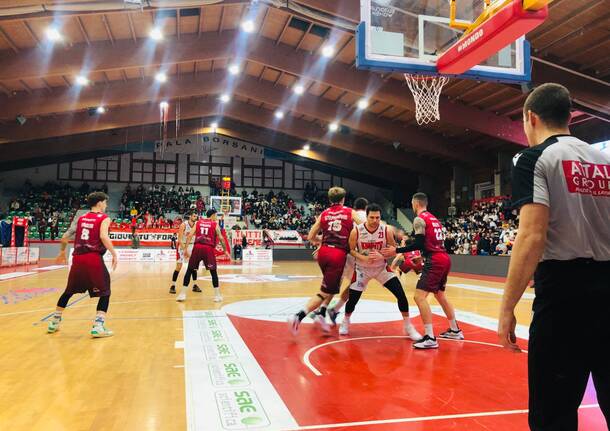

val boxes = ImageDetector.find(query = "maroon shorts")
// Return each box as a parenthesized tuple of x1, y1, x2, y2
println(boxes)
(65, 253, 110, 297)
(416, 252, 451, 293)
(317, 245, 348, 294)
(188, 244, 217, 271)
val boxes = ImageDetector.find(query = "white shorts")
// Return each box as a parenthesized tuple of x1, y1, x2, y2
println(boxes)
(176, 245, 194, 263)
(350, 265, 397, 292)
(342, 255, 356, 282)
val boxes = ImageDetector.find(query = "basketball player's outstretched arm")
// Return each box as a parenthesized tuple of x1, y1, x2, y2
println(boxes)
(99, 218, 118, 271)
(307, 216, 322, 246)
(216, 226, 230, 258)
(54, 224, 77, 264)
(381, 217, 426, 257)
(176, 222, 186, 250)
(183, 230, 195, 258)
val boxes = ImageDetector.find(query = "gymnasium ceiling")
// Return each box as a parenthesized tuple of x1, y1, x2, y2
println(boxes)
(0, 0, 608, 181)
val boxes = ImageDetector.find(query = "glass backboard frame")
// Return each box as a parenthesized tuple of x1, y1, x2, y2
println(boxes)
(356, 1, 532, 83)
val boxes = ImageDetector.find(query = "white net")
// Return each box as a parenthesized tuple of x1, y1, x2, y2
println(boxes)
(403, 74, 449, 125)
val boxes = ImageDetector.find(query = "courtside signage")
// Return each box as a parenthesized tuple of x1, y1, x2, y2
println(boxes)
(183, 310, 297, 430)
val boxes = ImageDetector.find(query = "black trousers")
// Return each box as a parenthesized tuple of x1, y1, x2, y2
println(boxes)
(529, 258, 610, 431)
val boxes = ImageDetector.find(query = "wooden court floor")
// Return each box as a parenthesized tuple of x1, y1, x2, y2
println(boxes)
(0, 260, 603, 431)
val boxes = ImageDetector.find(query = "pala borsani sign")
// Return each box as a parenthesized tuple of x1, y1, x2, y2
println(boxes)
(155, 134, 264, 158)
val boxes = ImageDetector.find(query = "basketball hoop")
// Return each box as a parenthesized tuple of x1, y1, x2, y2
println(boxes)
(403, 74, 449, 125)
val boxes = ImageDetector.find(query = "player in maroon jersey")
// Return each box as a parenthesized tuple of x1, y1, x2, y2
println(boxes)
(288, 187, 364, 335)
(382, 192, 463, 349)
(181, 209, 230, 303)
(48, 192, 118, 338)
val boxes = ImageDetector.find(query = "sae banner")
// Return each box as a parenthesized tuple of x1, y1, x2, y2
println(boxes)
(155, 134, 264, 159)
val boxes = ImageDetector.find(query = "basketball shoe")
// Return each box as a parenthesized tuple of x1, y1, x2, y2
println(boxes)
(176, 293, 187, 302)
(192, 285, 202, 293)
(413, 335, 438, 349)
(339, 318, 350, 335)
(287, 315, 300, 336)
(91, 324, 114, 338)
(313, 314, 330, 333)
(169, 285, 176, 294)
(47, 317, 61, 333)
(328, 309, 340, 327)
(404, 322, 422, 340)
(439, 329, 464, 340)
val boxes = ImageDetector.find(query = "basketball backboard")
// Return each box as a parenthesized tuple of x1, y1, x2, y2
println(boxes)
(356, 0, 531, 83)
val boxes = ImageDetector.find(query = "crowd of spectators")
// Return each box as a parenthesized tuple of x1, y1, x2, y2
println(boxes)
(443, 197, 519, 256)
(118, 184, 206, 221)
(242, 189, 316, 234)
(3, 181, 92, 241)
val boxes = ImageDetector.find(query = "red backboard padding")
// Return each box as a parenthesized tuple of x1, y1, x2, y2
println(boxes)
(437, 0, 548, 75)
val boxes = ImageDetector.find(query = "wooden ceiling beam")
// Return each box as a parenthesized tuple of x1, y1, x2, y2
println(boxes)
(0, 71, 484, 165)
(0, 97, 439, 175)
(0, 25, 19, 53)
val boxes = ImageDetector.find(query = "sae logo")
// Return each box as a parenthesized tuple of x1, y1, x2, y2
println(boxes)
(215, 390, 270, 429)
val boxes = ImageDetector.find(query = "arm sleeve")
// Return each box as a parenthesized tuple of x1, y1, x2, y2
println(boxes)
(396, 235, 425, 253)
(511, 149, 549, 209)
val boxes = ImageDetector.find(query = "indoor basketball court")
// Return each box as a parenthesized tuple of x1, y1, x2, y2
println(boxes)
(0, 0, 608, 430)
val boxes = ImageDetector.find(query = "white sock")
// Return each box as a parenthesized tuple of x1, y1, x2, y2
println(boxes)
(403, 317, 413, 329)
(179, 285, 188, 296)
(214, 287, 221, 297)
(424, 324, 434, 338)
(343, 315, 351, 323)
(53, 311, 62, 321)
(449, 319, 459, 331)
(94, 312, 105, 327)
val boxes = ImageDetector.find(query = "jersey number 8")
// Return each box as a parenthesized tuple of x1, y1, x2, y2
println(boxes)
(80, 228, 90, 240)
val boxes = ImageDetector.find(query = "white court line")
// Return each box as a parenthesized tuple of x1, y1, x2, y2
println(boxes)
(287, 404, 600, 431)
(450, 283, 535, 300)
(174, 341, 184, 349)
(303, 336, 525, 377)
(0, 272, 36, 281)
(34, 265, 67, 271)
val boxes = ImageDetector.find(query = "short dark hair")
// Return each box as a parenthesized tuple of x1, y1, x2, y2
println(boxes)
(365, 203, 382, 215)
(412, 192, 428, 206)
(86, 192, 108, 208)
(354, 197, 369, 210)
(189, 211, 197, 217)
(523, 83, 572, 128)
(206, 208, 217, 218)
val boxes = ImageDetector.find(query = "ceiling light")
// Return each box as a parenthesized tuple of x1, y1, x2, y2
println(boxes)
(211, 122, 218, 130)
(357, 98, 369, 110)
(75, 75, 89, 86)
(274, 110, 285, 119)
(44, 27, 62, 42)
(293, 84, 304, 95)
(303, 144, 310, 151)
(220, 93, 231, 103)
(321, 45, 335, 58)
(228, 64, 240, 75)
(149, 27, 163, 41)
(241, 19, 255, 33)
(155, 72, 167, 83)
(329, 122, 339, 132)
(96, 106, 106, 114)
(159, 101, 169, 109)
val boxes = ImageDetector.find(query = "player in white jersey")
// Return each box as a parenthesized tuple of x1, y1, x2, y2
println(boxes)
(338, 203, 421, 340)
(169, 212, 201, 294)
(314, 198, 368, 325)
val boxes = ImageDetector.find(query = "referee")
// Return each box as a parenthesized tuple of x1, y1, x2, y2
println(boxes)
(498, 83, 610, 430)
